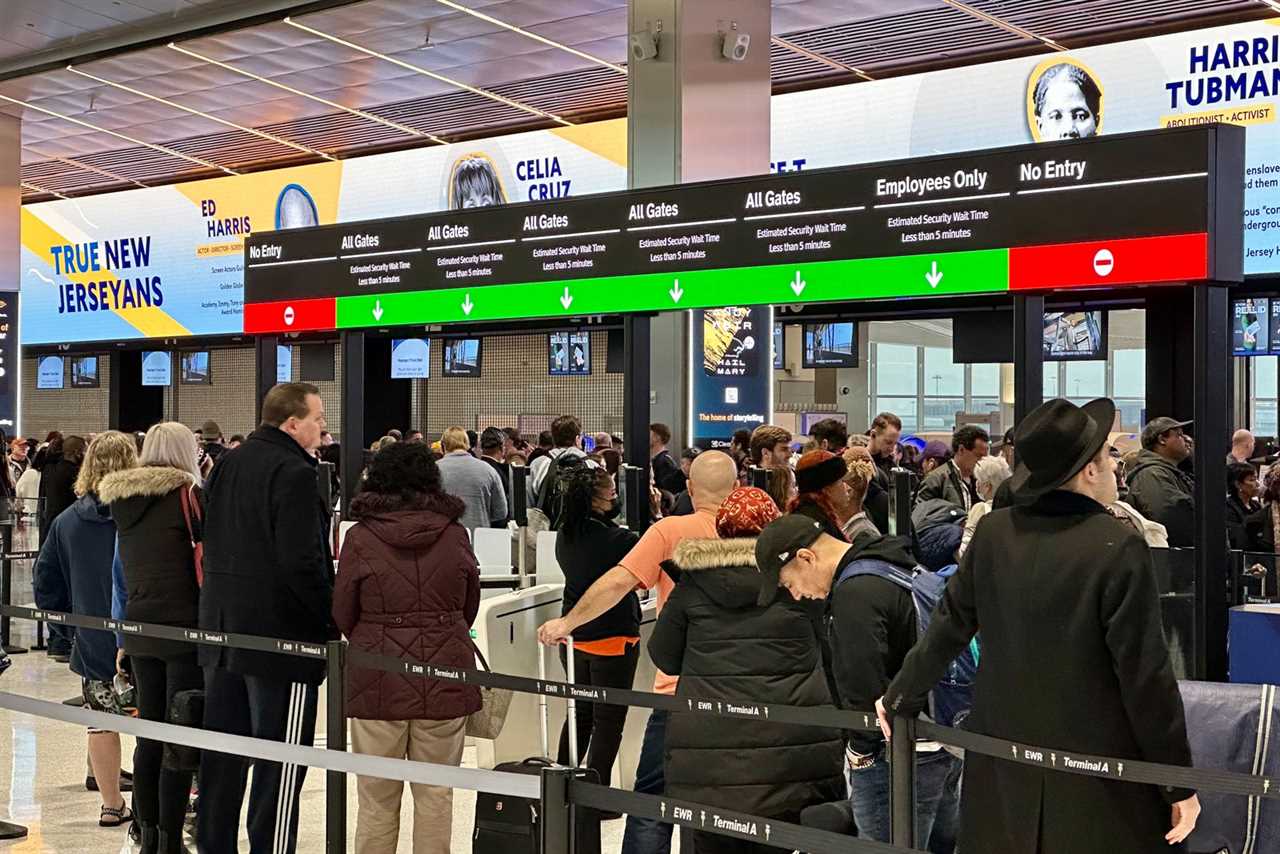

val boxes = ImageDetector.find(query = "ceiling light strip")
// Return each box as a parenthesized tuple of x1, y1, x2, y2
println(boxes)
(21, 181, 70, 199)
(770, 35, 874, 82)
(25, 144, 148, 188)
(167, 42, 446, 144)
(0, 91, 236, 174)
(66, 65, 336, 161)
(430, 0, 626, 75)
(283, 17, 573, 127)
(939, 0, 1065, 51)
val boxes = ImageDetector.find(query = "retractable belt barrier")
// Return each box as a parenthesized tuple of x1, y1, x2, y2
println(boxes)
(3, 603, 1279, 851)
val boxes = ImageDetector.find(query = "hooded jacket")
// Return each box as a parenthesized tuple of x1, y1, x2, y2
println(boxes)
(826, 533, 921, 754)
(648, 537, 844, 823)
(98, 465, 199, 659)
(1125, 449, 1195, 547)
(33, 494, 118, 681)
(334, 490, 482, 722)
(38, 453, 79, 540)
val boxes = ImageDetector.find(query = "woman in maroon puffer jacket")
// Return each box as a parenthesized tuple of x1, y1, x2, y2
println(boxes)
(334, 441, 481, 854)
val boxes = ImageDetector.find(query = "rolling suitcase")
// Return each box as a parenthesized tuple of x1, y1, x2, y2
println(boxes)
(473, 638, 601, 854)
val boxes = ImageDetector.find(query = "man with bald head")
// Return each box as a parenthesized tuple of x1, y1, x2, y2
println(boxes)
(539, 450, 737, 854)
(1228, 429, 1256, 466)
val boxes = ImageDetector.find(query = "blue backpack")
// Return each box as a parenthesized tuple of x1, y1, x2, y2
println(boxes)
(836, 559, 979, 729)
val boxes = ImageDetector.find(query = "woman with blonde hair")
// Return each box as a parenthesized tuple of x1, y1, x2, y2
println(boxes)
(34, 431, 138, 829)
(99, 422, 203, 853)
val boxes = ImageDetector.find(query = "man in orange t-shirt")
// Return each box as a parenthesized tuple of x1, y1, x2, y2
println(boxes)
(539, 450, 738, 854)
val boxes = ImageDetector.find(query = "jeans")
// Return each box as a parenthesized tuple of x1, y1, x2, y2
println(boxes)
(130, 653, 201, 833)
(620, 709, 670, 854)
(557, 644, 640, 785)
(848, 746, 962, 854)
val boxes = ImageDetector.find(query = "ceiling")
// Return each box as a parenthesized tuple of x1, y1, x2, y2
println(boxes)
(2, 0, 1271, 201)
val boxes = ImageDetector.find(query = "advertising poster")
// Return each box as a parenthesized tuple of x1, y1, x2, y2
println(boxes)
(276, 344, 292, 383)
(36, 354, 61, 390)
(691, 306, 772, 450)
(20, 121, 627, 344)
(772, 17, 1280, 276)
(1235, 297, 1270, 355)
(141, 351, 171, 386)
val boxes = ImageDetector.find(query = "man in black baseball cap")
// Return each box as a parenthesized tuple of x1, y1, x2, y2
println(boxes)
(874, 398, 1199, 853)
(1125, 416, 1194, 546)
(755, 514, 960, 847)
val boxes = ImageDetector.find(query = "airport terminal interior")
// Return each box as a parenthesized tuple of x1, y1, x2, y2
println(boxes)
(1, 1, 1280, 852)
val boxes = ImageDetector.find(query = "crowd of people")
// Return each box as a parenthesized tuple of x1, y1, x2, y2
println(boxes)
(15, 389, 1260, 853)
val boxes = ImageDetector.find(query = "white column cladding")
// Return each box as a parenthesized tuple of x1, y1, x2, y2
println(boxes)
(627, 0, 772, 449)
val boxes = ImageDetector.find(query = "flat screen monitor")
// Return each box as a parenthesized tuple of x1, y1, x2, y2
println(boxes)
(70, 355, 99, 388)
(606, 329, 624, 374)
(36, 355, 63, 389)
(802, 322, 857, 368)
(549, 331, 590, 376)
(953, 310, 1014, 363)
(180, 351, 211, 384)
(141, 351, 171, 386)
(300, 343, 335, 382)
(442, 338, 481, 377)
(276, 344, 292, 383)
(774, 323, 784, 369)
(391, 338, 430, 379)
(1043, 311, 1106, 361)
(1234, 298, 1270, 356)
(800, 412, 846, 435)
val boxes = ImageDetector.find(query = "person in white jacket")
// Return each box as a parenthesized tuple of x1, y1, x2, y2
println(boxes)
(15, 443, 43, 525)
(960, 456, 1012, 557)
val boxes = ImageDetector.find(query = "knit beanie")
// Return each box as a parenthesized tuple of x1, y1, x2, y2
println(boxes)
(795, 450, 848, 494)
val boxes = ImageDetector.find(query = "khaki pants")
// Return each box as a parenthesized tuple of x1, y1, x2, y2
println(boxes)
(350, 716, 467, 854)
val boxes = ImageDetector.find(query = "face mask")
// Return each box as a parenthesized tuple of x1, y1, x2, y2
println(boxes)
(609, 497, 623, 517)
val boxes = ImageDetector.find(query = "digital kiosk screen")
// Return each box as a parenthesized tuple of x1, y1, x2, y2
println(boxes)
(1044, 311, 1106, 361)
(37, 356, 63, 389)
(1234, 298, 1270, 356)
(549, 331, 590, 376)
(442, 339, 481, 377)
(70, 356, 99, 388)
(803, 323, 857, 368)
(390, 339, 430, 379)
(141, 351, 171, 386)
(180, 351, 211, 384)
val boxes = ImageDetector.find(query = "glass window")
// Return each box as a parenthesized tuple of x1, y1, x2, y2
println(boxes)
(970, 363, 1000, 398)
(1113, 349, 1146, 399)
(922, 398, 966, 431)
(1043, 363, 1059, 399)
(1064, 361, 1106, 399)
(876, 397, 918, 434)
(970, 397, 1000, 413)
(1114, 399, 1145, 434)
(1255, 356, 1278, 400)
(874, 343, 917, 396)
(1255, 400, 1278, 438)
(923, 347, 964, 397)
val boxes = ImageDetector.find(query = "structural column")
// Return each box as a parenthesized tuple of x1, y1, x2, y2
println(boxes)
(627, 0, 772, 453)
(254, 334, 278, 423)
(1194, 284, 1230, 681)
(339, 330, 365, 514)
(1012, 294, 1044, 429)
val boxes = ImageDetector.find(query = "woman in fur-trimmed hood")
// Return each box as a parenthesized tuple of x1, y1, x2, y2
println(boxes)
(648, 488, 845, 851)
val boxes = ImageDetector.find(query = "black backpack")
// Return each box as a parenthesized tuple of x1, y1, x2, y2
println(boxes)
(540, 452, 587, 530)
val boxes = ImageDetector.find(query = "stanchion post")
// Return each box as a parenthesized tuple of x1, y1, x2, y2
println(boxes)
(888, 469, 912, 538)
(325, 640, 347, 853)
(0, 521, 25, 654)
(890, 716, 917, 850)
(540, 766, 573, 854)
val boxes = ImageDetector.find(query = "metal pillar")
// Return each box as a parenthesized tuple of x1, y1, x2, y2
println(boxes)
(255, 334, 279, 423)
(623, 314, 653, 532)
(1012, 294, 1045, 427)
(339, 331, 365, 515)
(889, 716, 917, 849)
(539, 766, 574, 854)
(325, 639, 347, 853)
(1194, 284, 1231, 681)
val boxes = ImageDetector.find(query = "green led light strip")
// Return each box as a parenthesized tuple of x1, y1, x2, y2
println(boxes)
(335, 248, 1010, 329)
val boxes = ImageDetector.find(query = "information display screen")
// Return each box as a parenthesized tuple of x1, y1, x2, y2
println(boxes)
(141, 351, 171, 386)
(390, 338, 430, 379)
(180, 351, 211, 384)
(1234, 298, 1270, 356)
(442, 339, 481, 377)
(803, 322, 857, 368)
(243, 126, 1240, 335)
(71, 356, 99, 388)
(549, 331, 590, 376)
(37, 355, 63, 389)
(277, 344, 292, 383)
(1044, 311, 1106, 361)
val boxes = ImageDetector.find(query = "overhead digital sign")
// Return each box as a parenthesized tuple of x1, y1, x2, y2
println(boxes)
(691, 307, 772, 451)
(244, 126, 1242, 334)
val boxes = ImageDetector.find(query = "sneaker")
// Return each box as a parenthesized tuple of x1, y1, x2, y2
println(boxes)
(86, 770, 133, 793)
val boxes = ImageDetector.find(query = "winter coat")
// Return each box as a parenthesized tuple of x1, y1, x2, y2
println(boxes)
(33, 494, 118, 681)
(883, 489, 1194, 854)
(1125, 449, 1195, 547)
(915, 461, 978, 512)
(648, 537, 845, 823)
(200, 426, 336, 685)
(38, 454, 79, 539)
(1227, 494, 1259, 552)
(334, 490, 482, 721)
(557, 514, 640, 642)
(97, 465, 200, 659)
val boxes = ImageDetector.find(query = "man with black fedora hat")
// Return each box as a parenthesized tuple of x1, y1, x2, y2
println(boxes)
(861, 398, 1199, 853)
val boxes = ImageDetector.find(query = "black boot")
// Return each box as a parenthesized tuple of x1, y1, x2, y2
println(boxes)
(157, 828, 191, 854)
(137, 823, 159, 854)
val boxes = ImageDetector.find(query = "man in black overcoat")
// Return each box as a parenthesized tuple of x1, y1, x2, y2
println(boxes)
(875, 398, 1201, 853)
